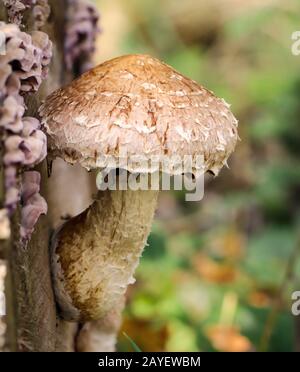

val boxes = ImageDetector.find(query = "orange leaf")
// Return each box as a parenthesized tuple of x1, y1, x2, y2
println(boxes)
(206, 325, 252, 352)
(194, 254, 238, 283)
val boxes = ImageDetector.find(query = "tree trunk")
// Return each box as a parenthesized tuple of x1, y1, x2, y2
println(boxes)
(0, 0, 80, 352)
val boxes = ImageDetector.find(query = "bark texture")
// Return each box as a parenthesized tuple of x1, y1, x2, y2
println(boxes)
(0, 0, 75, 351)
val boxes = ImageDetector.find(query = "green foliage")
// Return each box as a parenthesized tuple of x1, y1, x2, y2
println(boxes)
(123, 333, 142, 352)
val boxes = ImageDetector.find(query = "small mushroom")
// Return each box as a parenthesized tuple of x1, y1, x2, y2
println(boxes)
(39, 54, 238, 321)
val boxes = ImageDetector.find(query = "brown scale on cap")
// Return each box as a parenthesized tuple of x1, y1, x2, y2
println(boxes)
(40, 54, 238, 176)
(39, 54, 239, 322)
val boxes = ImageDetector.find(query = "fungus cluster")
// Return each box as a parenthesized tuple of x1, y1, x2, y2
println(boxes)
(3, 0, 34, 25)
(0, 22, 52, 238)
(40, 54, 238, 321)
(4, 0, 50, 28)
(65, 0, 100, 74)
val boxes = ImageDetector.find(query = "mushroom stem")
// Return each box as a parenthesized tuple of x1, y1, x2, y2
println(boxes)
(52, 188, 159, 321)
(76, 306, 124, 352)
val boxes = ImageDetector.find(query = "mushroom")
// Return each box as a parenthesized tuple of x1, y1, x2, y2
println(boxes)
(39, 54, 238, 321)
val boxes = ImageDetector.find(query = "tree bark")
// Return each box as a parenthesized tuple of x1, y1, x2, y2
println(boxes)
(0, 0, 78, 352)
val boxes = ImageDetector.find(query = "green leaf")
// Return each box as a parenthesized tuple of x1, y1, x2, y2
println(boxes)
(123, 332, 143, 352)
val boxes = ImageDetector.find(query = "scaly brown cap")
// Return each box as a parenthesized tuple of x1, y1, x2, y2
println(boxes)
(39, 54, 238, 176)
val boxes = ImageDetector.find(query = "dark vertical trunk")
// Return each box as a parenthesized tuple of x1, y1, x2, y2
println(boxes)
(0, 0, 77, 352)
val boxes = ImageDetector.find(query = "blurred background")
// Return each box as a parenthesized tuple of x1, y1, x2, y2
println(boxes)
(92, 0, 300, 351)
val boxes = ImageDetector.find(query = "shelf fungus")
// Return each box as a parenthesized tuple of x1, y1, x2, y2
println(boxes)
(39, 54, 238, 321)
(0, 22, 52, 239)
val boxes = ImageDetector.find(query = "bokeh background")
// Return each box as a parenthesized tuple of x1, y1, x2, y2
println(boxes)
(93, 0, 300, 352)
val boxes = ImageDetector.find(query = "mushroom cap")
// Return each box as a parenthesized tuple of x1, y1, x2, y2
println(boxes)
(39, 54, 238, 176)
